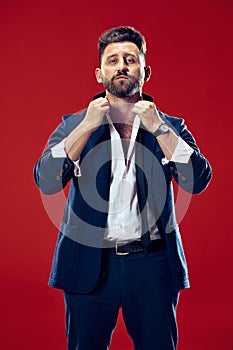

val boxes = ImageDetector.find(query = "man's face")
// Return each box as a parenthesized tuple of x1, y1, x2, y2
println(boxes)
(96, 42, 149, 98)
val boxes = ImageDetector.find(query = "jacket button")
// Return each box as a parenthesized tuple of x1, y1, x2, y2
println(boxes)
(56, 176, 60, 181)
(170, 166, 174, 171)
(64, 163, 69, 169)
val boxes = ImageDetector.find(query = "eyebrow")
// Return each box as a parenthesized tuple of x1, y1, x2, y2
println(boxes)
(106, 53, 138, 60)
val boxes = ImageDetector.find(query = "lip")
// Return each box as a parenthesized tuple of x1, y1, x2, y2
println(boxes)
(115, 75, 128, 80)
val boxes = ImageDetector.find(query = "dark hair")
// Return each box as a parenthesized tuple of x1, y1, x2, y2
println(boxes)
(98, 26, 147, 64)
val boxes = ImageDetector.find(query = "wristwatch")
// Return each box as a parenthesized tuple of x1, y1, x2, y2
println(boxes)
(153, 122, 170, 137)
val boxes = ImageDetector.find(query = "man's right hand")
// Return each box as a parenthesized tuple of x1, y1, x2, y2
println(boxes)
(83, 97, 110, 132)
(64, 98, 110, 161)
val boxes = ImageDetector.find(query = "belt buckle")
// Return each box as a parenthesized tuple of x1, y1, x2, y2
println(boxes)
(115, 241, 130, 256)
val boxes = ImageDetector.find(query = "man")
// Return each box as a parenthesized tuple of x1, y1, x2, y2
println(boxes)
(34, 26, 212, 350)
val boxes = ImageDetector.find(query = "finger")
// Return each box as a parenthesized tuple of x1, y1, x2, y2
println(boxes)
(101, 106, 110, 112)
(131, 105, 145, 113)
(96, 97, 107, 103)
(135, 101, 157, 110)
(98, 98, 110, 106)
(90, 97, 107, 106)
(100, 99, 110, 105)
(134, 100, 150, 107)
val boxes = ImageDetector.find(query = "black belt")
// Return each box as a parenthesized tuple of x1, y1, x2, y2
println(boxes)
(108, 239, 166, 256)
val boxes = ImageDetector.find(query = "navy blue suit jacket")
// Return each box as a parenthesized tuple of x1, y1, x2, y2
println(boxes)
(34, 93, 212, 293)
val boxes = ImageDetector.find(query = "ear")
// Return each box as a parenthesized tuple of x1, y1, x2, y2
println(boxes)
(144, 66, 151, 82)
(95, 68, 103, 83)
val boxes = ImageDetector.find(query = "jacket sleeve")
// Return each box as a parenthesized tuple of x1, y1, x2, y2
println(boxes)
(34, 114, 77, 194)
(163, 116, 212, 194)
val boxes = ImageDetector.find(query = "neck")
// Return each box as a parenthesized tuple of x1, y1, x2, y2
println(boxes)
(106, 90, 142, 124)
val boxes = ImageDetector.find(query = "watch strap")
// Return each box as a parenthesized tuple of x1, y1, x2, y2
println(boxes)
(153, 122, 169, 137)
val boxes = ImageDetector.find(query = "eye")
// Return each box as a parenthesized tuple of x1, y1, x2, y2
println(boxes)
(108, 58, 118, 64)
(125, 56, 136, 64)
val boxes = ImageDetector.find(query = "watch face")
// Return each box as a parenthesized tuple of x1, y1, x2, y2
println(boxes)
(153, 122, 170, 137)
(160, 123, 169, 133)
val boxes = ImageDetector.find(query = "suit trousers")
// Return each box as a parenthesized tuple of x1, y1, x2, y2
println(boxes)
(64, 246, 179, 350)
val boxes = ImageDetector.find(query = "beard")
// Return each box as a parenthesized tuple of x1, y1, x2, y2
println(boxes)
(102, 72, 143, 98)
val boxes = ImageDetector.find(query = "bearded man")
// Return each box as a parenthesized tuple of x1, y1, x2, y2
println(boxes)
(34, 26, 212, 350)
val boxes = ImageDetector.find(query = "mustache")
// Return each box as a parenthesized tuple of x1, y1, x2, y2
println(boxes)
(112, 71, 133, 81)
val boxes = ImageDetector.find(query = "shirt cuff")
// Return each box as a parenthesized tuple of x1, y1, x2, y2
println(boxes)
(51, 138, 81, 177)
(73, 159, 82, 177)
(162, 137, 194, 165)
(51, 139, 67, 158)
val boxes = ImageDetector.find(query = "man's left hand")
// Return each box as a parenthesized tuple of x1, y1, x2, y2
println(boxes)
(132, 101, 163, 133)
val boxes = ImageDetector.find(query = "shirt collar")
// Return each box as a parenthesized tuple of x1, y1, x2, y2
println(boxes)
(93, 91, 154, 102)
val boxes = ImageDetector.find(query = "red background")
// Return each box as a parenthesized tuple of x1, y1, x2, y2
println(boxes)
(1, 0, 232, 349)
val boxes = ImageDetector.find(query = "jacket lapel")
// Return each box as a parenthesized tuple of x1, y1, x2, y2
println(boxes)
(135, 127, 156, 245)
(89, 120, 111, 202)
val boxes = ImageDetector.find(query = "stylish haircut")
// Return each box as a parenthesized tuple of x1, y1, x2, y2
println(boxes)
(98, 26, 147, 64)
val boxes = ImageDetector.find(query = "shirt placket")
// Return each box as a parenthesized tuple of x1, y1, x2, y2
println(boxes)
(109, 117, 140, 237)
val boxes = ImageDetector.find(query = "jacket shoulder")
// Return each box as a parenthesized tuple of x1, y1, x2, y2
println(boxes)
(62, 109, 87, 123)
(159, 111, 184, 126)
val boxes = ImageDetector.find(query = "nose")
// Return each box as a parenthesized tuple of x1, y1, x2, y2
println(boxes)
(117, 57, 128, 72)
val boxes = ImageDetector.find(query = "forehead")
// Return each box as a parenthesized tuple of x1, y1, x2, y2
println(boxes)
(103, 41, 140, 58)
